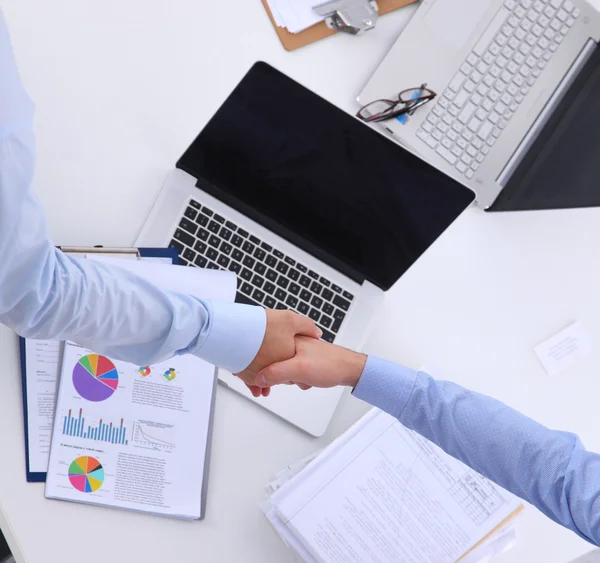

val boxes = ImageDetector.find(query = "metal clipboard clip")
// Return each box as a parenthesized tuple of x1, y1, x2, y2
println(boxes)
(313, 0, 379, 35)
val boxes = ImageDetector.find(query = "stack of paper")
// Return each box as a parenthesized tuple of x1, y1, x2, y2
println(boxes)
(266, 0, 327, 34)
(262, 409, 522, 563)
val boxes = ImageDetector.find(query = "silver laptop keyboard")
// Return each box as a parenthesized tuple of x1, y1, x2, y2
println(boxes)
(416, 0, 580, 179)
(168, 199, 355, 343)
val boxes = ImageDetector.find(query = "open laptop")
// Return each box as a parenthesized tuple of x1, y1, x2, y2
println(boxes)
(358, 0, 600, 211)
(136, 62, 474, 436)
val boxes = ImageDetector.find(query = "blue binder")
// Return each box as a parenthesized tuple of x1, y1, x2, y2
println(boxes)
(20, 246, 178, 482)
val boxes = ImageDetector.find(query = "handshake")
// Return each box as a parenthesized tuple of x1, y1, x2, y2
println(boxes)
(235, 310, 367, 397)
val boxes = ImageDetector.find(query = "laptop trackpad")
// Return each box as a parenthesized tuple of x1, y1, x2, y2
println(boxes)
(423, 0, 492, 51)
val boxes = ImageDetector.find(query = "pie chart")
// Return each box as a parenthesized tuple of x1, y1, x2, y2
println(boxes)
(73, 354, 119, 402)
(68, 456, 104, 493)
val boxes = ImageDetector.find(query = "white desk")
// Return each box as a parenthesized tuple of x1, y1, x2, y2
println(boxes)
(1, 1, 600, 562)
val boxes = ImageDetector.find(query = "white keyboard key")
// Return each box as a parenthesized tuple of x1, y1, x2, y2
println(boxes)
(560, 25, 569, 36)
(436, 121, 449, 133)
(533, 68, 542, 78)
(483, 74, 495, 88)
(433, 129, 443, 141)
(490, 42, 501, 56)
(477, 61, 490, 74)
(516, 93, 525, 104)
(533, 0, 544, 12)
(482, 145, 490, 155)
(452, 145, 462, 157)
(457, 138, 468, 150)
(483, 51, 495, 65)
(464, 79, 477, 92)
(508, 15, 520, 27)
(467, 145, 478, 157)
(456, 161, 468, 173)
(476, 153, 485, 163)
(460, 62, 473, 75)
(515, 28, 527, 41)
(468, 117, 482, 132)
(543, 50, 552, 61)
(573, 8, 580, 17)
(557, 8, 568, 21)
(478, 121, 494, 140)
(514, 52, 526, 65)
(544, 6, 556, 19)
(466, 169, 475, 179)
(436, 145, 458, 165)
(495, 79, 507, 93)
(508, 37, 520, 50)
(532, 23, 543, 36)
(489, 111, 500, 124)
(467, 52, 479, 66)
(549, 41, 558, 51)
(522, 0, 532, 9)
(501, 92, 512, 106)
(527, 75, 536, 86)
(482, 98, 494, 111)
(505, 0, 518, 10)
(448, 129, 458, 141)
(520, 18, 532, 31)
(432, 105, 444, 118)
(471, 70, 483, 83)
(526, 34, 537, 46)
(493, 127, 502, 138)
(477, 84, 490, 97)
(452, 122, 463, 133)
(442, 138, 453, 150)
(461, 153, 473, 166)
(550, 19, 561, 31)
(454, 90, 470, 108)
(513, 74, 524, 87)
(515, 5, 526, 18)
(519, 42, 532, 55)
(502, 46, 514, 59)
(490, 65, 501, 78)
(476, 108, 488, 120)
(473, 8, 510, 56)
(448, 72, 467, 92)
(526, 55, 537, 67)
(458, 102, 477, 124)
(497, 55, 509, 68)
(550, 0, 562, 8)
(496, 34, 508, 47)
(544, 28, 555, 41)
(438, 97, 450, 109)
(442, 113, 453, 125)
(566, 16, 575, 26)
(564, 0, 575, 12)
(527, 9, 538, 22)
(471, 93, 483, 106)
(462, 129, 474, 142)
(499, 118, 509, 129)
(470, 160, 479, 170)
(510, 101, 519, 112)
(495, 101, 507, 115)
(489, 89, 500, 102)
(422, 121, 433, 133)
(449, 104, 461, 117)
(472, 137, 483, 149)
(417, 129, 437, 148)
(507, 83, 519, 96)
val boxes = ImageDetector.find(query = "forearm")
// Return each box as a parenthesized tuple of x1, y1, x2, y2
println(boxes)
(353, 356, 600, 545)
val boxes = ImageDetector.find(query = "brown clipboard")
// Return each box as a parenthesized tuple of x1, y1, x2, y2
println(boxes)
(261, 0, 418, 51)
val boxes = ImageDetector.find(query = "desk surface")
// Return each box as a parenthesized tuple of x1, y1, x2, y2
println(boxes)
(1, 1, 600, 562)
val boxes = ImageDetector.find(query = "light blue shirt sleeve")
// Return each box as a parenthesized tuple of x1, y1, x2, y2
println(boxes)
(353, 355, 600, 547)
(0, 10, 265, 372)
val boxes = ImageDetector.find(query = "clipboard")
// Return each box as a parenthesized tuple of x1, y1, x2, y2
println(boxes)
(21, 246, 178, 482)
(261, 0, 418, 51)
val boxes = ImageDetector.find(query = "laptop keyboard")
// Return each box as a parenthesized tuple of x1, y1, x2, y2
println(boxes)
(416, 0, 580, 179)
(168, 199, 355, 344)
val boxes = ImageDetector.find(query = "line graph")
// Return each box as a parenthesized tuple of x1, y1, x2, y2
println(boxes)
(132, 420, 176, 451)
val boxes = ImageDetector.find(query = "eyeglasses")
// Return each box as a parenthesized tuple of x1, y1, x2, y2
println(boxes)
(356, 85, 437, 123)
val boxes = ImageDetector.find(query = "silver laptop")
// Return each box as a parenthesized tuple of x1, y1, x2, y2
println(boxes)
(358, 0, 600, 210)
(136, 62, 474, 437)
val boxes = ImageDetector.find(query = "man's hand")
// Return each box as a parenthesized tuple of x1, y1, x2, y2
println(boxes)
(235, 310, 322, 397)
(256, 336, 367, 390)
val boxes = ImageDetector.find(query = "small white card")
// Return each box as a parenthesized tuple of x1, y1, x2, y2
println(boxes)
(534, 321, 593, 376)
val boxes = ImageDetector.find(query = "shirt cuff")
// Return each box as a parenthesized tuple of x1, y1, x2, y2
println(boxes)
(352, 356, 418, 418)
(193, 300, 266, 373)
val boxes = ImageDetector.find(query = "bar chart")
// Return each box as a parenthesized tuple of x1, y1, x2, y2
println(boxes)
(62, 408, 128, 445)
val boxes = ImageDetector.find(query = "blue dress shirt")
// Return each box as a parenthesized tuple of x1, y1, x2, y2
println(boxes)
(0, 10, 265, 372)
(354, 356, 600, 546)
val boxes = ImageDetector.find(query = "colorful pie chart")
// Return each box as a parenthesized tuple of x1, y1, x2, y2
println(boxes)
(68, 456, 104, 493)
(73, 354, 119, 402)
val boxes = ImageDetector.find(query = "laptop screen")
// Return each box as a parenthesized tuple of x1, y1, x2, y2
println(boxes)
(177, 62, 474, 291)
